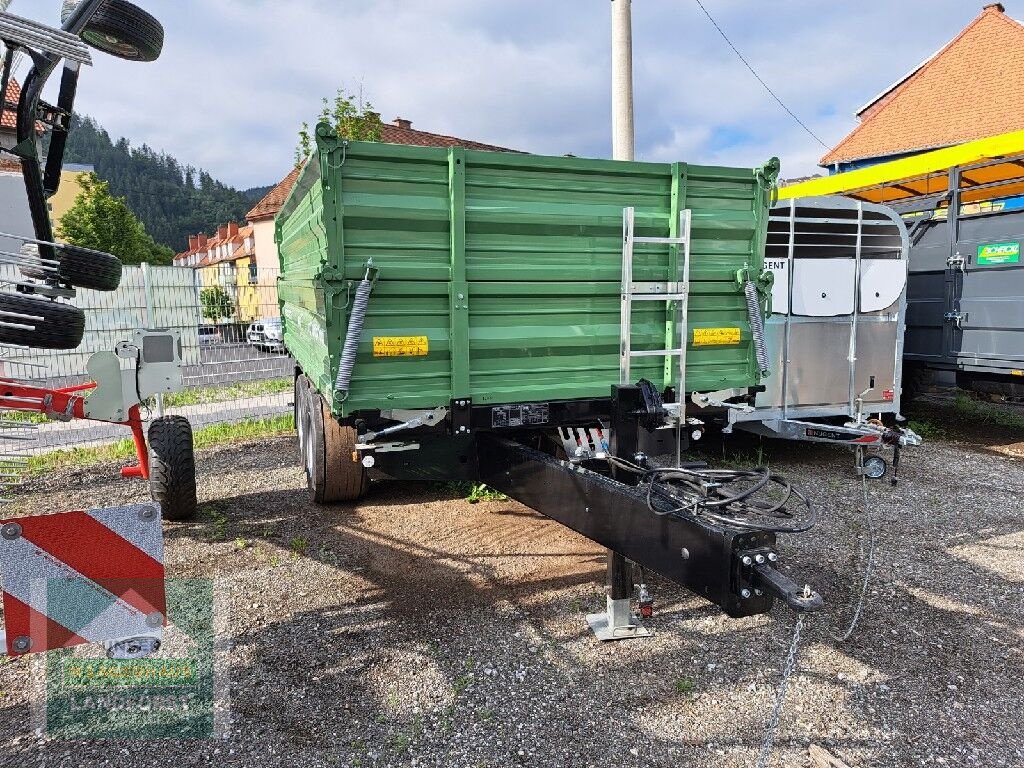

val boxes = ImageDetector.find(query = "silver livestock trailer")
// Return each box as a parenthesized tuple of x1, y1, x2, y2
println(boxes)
(707, 196, 921, 479)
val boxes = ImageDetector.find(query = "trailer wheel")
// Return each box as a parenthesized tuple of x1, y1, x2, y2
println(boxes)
(79, 0, 164, 62)
(0, 293, 85, 350)
(20, 245, 122, 292)
(304, 390, 367, 504)
(861, 455, 888, 480)
(148, 416, 197, 521)
(294, 374, 311, 458)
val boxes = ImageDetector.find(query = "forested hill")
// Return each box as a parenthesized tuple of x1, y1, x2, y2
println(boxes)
(61, 115, 270, 252)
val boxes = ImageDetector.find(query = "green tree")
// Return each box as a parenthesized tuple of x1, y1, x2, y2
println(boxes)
(57, 172, 174, 265)
(199, 286, 234, 321)
(295, 88, 383, 166)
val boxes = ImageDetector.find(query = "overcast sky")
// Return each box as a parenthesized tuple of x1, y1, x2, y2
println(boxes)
(16, 0, 999, 189)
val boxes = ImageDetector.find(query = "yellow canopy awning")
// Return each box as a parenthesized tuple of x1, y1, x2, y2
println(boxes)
(779, 130, 1024, 205)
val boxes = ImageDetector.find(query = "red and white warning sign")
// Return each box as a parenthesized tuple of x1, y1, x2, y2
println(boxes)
(0, 504, 166, 656)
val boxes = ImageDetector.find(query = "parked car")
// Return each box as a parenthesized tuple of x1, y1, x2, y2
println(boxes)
(198, 325, 223, 346)
(246, 318, 284, 352)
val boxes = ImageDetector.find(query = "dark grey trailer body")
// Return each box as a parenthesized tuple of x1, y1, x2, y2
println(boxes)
(900, 169, 1024, 390)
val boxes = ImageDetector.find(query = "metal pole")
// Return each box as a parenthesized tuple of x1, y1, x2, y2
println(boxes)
(141, 262, 164, 417)
(598, 0, 644, 641)
(611, 0, 635, 161)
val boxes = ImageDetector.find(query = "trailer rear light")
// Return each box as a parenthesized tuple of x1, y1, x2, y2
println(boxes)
(883, 389, 895, 401)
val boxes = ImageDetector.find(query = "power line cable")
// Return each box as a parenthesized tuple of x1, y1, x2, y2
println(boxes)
(692, 0, 831, 150)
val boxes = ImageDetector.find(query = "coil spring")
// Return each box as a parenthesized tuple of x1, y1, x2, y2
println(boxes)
(334, 277, 373, 396)
(744, 280, 771, 375)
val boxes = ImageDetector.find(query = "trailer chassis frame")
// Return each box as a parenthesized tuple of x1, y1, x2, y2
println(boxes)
(475, 384, 822, 620)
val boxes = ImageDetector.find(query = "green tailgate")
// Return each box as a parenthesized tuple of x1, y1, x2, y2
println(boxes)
(278, 123, 778, 417)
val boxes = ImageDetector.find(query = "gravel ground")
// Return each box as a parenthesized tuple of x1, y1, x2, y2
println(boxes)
(0, 403, 1022, 768)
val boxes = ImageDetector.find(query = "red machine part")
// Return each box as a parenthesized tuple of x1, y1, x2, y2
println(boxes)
(0, 379, 149, 479)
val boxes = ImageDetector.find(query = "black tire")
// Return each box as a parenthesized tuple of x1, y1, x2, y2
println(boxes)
(294, 374, 311, 459)
(900, 364, 931, 406)
(0, 293, 85, 350)
(149, 416, 197, 521)
(79, 0, 164, 62)
(303, 389, 367, 504)
(20, 244, 122, 292)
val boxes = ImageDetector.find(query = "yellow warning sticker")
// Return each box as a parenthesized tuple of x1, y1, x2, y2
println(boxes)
(693, 327, 742, 347)
(372, 336, 429, 358)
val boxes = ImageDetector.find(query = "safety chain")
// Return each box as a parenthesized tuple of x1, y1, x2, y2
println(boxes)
(831, 475, 876, 642)
(754, 612, 805, 768)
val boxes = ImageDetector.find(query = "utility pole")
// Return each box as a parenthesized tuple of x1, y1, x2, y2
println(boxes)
(588, 0, 651, 642)
(610, 0, 635, 161)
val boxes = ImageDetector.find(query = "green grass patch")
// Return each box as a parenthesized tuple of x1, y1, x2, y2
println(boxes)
(907, 418, 948, 440)
(434, 480, 508, 503)
(191, 414, 294, 449)
(952, 391, 1024, 430)
(149, 378, 291, 409)
(0, 410, 48, 424)
(674, 676, 696, 695)
(26, 414, 295, 475)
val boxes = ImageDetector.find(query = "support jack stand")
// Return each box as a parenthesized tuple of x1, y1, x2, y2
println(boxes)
(587, 551, 653, 642)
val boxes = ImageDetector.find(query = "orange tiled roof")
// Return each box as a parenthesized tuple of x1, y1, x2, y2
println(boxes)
(821, 4, 1024, 166)
(247, 121, 520, 221)
(2, 80, 45, 134)
(245, 165, 302, 222)
(376, 122, 517, 153)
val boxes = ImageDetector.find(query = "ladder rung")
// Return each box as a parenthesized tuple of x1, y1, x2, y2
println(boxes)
(629, 349, 684, 358)
(632, 236, 688, 245)
(0, 12, 93, 65)
(629, 293, 687, 301)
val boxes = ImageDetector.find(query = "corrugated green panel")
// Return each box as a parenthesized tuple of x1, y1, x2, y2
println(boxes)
(277, 128, 777, 417)
(277, 162, 332, 393)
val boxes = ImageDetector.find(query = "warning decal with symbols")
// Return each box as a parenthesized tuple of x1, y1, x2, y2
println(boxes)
(692, 327, 742, 347)
(372, 336, 429, 358)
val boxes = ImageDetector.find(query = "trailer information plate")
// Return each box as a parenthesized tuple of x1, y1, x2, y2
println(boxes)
(372, 336, 429, 357)
(491, 403, 550, 428)
(977, 242, 1020, 265)
(693, 327, 741, 347)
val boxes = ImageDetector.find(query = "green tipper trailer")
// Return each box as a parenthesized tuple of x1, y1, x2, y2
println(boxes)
(279, 124, 778, 418)
(277, 123, 822, 622)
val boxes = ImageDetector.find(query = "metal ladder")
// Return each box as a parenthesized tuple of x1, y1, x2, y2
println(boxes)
(619, 206, 693, 466)
(0, 11, 92, 64)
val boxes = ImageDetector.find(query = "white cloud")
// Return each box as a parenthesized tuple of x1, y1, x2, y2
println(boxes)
(13, 0, 989, 187)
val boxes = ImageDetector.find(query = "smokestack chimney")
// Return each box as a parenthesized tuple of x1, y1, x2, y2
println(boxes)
(227, 221, 239, 237)
(217, 225, 228, 240)
(198, 234, 208, 248)
(189, 235, 199, 251)
(392, 117, 412, 130)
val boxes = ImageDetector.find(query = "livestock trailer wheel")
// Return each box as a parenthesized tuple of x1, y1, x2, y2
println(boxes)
(0, 293, 85, 350)
(78, 0, 164, 62)
(861, 455, 888, 480)
(148, 416, 198, 521)
(20, 245, 122, 292)
(304, 391, 367, 504)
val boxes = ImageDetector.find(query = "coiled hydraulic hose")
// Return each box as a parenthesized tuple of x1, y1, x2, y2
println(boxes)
(334, 271, 374, 399)
(606, 455, 815, 534)
(744, 280, 771, 376)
